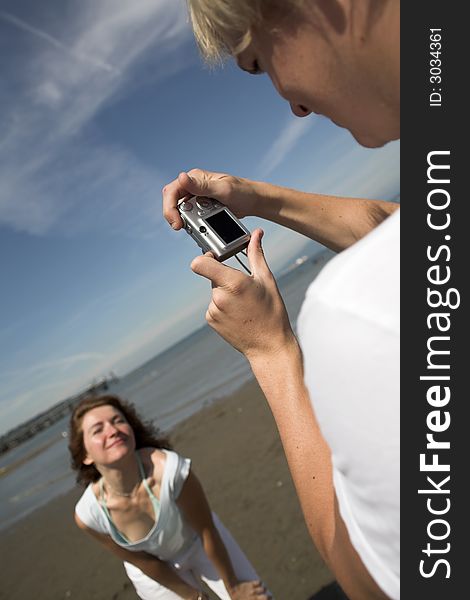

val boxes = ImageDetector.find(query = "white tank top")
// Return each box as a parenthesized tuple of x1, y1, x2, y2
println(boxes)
(298, 210, 400, 599)
(75, 449, 198, 561)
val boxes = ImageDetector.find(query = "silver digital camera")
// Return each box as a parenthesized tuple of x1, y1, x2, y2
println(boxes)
(178, 196, 251, 261)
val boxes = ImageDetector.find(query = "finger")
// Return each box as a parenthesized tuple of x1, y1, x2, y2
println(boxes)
(247, 580, 264, 593)
(162, 176, 189, 230)
(205, 300, 219, 324)
(179, 169, 229, 202)
(202, 252, 219, 288)
(246, 228, 272, 279)
(250, 583, 268, 595)
(197, 252, 219, 290)
(177, 171, 207, 197)
(255, 584, 269, 597)
(191, 254, 243, 289)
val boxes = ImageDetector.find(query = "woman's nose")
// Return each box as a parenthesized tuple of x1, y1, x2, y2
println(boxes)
(290, 102, 311, 117)
(106, 422, 119, 435)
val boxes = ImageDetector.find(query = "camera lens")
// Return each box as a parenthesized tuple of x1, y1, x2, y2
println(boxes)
(199, 226, 207, 233)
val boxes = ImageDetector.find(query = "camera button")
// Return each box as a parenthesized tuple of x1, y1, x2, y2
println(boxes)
(199, 226, 207, 233)
(196, 199, 211, 209)
(197, 210, 207, 216)
(180, 201, 193, 211)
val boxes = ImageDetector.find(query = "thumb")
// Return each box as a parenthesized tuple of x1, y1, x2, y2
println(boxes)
(178, 171, 224, 201)
(247, 228, 272, 279)
(191, 253, 241, 288)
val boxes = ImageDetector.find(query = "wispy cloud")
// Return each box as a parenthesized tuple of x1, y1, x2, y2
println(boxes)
(0, 377, 87, 434)
(0, 352, 106, 413)
(0, 0, 193, 236)
(0, 352, 105, 381)
(0, 11, 120, 75)
(82, 298, 209, 379)
(0, 300, 208, 434)
(0, 351, 108, 433)
(256, 114, 317, 180)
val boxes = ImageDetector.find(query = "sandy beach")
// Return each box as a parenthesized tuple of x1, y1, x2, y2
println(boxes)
(0, 378, 335, 600)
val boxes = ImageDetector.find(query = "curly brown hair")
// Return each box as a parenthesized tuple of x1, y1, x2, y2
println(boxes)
(68, 394, 171, 487)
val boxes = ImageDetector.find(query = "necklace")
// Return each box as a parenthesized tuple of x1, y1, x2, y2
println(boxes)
(104, 472, 142, 498)
(104, 480, 140, 498)
(102, 453, 144, 498)
(104, 464, 142, 498)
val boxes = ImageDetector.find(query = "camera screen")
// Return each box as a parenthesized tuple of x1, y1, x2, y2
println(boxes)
(205, 210, 246, 244)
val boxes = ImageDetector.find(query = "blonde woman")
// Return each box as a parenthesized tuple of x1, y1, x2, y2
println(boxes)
(163, 2, 400, 599)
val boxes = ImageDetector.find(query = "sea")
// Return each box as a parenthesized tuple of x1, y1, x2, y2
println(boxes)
(0, 248, 334, 531)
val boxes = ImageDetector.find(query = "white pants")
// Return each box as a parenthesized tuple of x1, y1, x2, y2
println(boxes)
(123, 514, 264, 599)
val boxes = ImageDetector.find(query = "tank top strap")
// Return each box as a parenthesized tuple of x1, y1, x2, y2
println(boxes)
(98, 478, 130, 544)
(99, 477, 106, 503)
(136, 451, 161, 510)
(135, 450, 147, 479)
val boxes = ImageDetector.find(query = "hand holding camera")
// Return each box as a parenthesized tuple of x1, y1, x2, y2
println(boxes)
(190, 229, 296, 362)
(178, 195, 251, 262)
(162, 169, 259, 234)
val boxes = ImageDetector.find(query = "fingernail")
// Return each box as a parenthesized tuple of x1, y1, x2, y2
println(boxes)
(170, 222, 177, 229)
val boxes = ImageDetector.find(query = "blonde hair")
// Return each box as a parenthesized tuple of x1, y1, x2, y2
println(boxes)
(187, 0, 304, 64)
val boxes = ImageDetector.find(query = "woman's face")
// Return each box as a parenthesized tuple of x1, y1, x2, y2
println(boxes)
(236, 2, 399, 148)
(81, 404, 135, 467)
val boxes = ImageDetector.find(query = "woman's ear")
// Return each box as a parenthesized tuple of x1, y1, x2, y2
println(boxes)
(83, 454, 94, 466)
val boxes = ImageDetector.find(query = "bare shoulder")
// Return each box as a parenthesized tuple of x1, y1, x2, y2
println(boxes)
(139, 447, 168, 484)
(74, 511, 88, 529)
(74, 511, 101, 538)
(89, 480, 100, 501)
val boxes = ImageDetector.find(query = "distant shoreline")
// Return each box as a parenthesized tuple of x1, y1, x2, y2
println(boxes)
(0, 433, 65, 478)
(1, 247, 334, 452)
(1, 378, 334, 600)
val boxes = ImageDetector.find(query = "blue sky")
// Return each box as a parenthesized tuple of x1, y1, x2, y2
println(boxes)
(0, 0, 400, 435)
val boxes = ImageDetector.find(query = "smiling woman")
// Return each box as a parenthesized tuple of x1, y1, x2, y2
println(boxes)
(68, 395, 270, 600)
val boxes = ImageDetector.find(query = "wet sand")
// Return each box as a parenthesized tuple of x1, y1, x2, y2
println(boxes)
(0, 378, 334, 600)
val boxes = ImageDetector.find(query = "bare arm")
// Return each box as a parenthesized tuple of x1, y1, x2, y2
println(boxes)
(177, 471, 269, 600)
(190, 230, 390, 600)
(248, 342, 388, 600)
(162, 169, 398, 252)
(74, 514, 202, 600)
(249, 180, 398, 252)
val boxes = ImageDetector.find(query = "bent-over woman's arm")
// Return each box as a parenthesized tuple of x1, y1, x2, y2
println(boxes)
(177, 471, 269, 600)
(74, 514, 203, 600)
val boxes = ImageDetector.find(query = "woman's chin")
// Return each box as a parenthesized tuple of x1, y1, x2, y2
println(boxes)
(107, 441, 134, 463)
(351, 122, 400, 148)
(351, 130, 388, 149)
